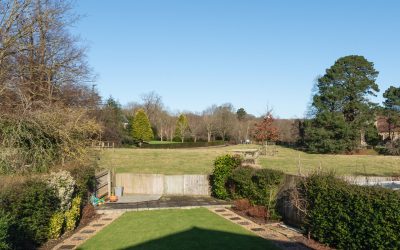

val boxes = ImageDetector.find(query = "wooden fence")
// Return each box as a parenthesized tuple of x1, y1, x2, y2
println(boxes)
(95, 169, 111, 198)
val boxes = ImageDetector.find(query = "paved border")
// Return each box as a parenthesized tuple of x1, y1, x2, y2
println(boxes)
(97, 196, 232, 214)
(209, 208, 310, 250)
(53, 212, 123, 250)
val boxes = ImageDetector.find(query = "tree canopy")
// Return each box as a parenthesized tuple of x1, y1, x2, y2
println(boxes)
(131, 109, 153, 143)
(305, 55, 379, 153)
(175, 114, 190, 143)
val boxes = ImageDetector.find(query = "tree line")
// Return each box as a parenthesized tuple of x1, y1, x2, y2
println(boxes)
(96, 92, 283, 145)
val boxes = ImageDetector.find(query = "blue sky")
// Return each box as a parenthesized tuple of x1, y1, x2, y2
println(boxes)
(73, 0, 400, 118)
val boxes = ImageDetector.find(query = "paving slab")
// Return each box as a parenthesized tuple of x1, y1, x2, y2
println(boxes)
(53, 212, 123, 250)
(97, 196, 231, 213)
(210, 208, 311, 250)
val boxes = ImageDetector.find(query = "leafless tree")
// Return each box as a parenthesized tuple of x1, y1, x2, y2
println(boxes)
(214, 103, 236, 141)
(186, 112, 203, 142)
(0, 0, 94, 113)
(202, 105, 217, 142)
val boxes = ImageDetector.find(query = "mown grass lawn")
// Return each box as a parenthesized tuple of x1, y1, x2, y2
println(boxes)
(78, 208, 279, 250)
(97, 145, 400, 176)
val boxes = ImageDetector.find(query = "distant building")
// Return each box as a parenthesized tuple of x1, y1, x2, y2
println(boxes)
(375, 116, 400, 141)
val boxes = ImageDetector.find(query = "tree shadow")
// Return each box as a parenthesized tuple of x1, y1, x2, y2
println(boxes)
(113, 226, 297, 250)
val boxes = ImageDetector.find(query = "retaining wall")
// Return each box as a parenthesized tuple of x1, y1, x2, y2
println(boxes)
(115, 173, 210, 196)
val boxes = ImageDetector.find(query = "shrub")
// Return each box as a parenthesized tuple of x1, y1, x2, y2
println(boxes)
(48, 211, 65, 239)
(47, 170, 76, 210)
(299, 174, 400, 249)
(230, 167, 284, 219)
(211, 155, 241, 199)
(0, 179, 60, 248)
(0, 108, 101, 174)
(230, 167, 254, 200)
(234, 199, 251, 211)
(385, 139, 400, 155)
(65, 196, 82, 231)
(66, 162, 96, 199)
(0, 210, 16, 250)
(247, 205, 269, 219)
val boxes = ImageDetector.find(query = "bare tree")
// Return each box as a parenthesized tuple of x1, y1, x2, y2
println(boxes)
(0, 0, 93, 113)
(186, 112, 203, 142)
(202, 105, 217, 142)
(141, 91, 163, 125)
(214, 103, 236, 141)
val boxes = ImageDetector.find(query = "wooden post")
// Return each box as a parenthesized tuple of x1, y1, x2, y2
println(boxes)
(107, 169, 112, 197)
(298, 153, 302, 176)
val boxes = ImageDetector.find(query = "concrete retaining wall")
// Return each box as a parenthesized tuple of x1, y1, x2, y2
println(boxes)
(115, 173, 210, 196)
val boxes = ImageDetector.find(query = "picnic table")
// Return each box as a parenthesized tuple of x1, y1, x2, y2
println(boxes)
(230, 149, 260, 158)
(230, 149, 260, 166)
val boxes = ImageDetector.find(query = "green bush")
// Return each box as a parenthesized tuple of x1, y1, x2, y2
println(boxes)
(211, 155, 241, 199)
(229, 167, 254, 199)
(0, 209, 16, 250)
(299, 174, 400, 249)
(48, 211, 65, 239)
(65, 196, 82, 231)
(67, 163, 96, 198)
(0, 179, 60, 249)
(230, 167, 284, 218)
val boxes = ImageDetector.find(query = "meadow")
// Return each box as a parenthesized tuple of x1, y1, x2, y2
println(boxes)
(97, 145, 400, 176)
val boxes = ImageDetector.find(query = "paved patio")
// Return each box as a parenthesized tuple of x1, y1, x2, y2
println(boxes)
(96, 195, 232, 213)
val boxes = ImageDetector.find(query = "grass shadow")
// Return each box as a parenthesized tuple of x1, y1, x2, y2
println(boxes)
(113, 227, 291, 250)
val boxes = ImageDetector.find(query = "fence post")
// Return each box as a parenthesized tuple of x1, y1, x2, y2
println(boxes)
(107, 169, 112, 197)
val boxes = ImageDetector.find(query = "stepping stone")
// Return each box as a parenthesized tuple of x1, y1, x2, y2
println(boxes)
(215, 209, 226, 212)
(238, 222, 250, 225)
(58, 245, 75, 249)
(81, 230, 95, 234)
(222, 213, 232, 216)
(251, 228, 265, 232)
(102, 218, 113, 221)
(72, 236, 86, 241)
(92, 224, 105, 227)
(229, 217, 241, 221)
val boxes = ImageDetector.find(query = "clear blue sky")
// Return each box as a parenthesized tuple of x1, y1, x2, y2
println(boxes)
(72, 0, 400, 118)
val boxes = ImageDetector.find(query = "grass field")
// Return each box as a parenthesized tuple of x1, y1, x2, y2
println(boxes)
(78, 208, 279, 250)
(97, 145, 400, 176)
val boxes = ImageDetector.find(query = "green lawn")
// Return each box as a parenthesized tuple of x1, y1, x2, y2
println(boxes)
(97, 145, 400, 176)
(78, 208, 279, 250)
(259, 146, 400, 176)
(98, 145, 254, 174)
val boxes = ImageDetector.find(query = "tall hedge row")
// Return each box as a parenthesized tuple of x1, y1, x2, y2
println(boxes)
(300, 174, 400, 250)
(142, 141, 226, 149)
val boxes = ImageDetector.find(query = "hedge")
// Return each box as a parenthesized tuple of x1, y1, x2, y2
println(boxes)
(299, 174, 400, 249)
(141, 141, 226, 149)
(211, 155, 241, 199)
(210, 154, 284, 219)
(0, 165, 95, 249)
(229, 167, 284, 219)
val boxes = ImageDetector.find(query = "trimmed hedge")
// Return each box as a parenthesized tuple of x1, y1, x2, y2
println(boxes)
(142, 141, 226, 149)
(211, 155, 241, 199)
(0, 165, 94, 249)
(230, 167, 284, 219)
(299, 174, 400, 250)
(210, 154, 284, 219)
(0, 180, 60, 249)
